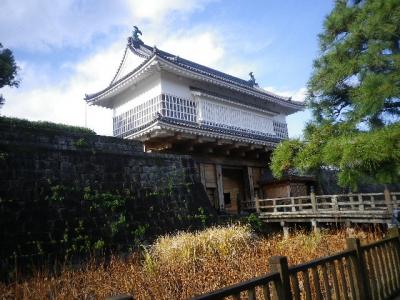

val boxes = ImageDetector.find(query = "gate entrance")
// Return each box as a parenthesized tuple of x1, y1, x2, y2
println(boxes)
(222, 168, 245, 214)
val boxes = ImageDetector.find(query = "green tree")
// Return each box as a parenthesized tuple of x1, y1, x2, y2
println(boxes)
(271, 0, 400, 189)
(0, 43, 19, 108)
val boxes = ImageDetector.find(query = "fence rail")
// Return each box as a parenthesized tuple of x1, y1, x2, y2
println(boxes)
(254, 191, 400, 224)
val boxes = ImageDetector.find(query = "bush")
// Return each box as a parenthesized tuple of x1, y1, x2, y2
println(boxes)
(145, 224, 254, 267)
(0, 116, 96, 135)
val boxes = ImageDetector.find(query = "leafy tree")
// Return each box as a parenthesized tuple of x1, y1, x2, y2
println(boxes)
(271, 0, 400, 189)
(0, 43, 19, 108)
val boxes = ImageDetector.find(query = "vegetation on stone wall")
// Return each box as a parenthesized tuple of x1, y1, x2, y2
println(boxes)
(0, 121, 215, 280)
(0, 116, 96, 135)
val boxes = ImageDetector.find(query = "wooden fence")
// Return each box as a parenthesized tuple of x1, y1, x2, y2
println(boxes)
(190, 228, 400, 300)
(107, 228, 400, 300)
(253, 191, 400, 224)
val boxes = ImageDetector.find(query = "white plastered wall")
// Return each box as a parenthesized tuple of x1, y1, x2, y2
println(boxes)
(113, 72, 162, 117)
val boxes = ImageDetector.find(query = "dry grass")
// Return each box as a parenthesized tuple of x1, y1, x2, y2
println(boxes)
(0, 225, 383, 300)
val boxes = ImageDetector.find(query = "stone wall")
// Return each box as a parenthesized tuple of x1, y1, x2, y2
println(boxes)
(0, 120, 214, 276)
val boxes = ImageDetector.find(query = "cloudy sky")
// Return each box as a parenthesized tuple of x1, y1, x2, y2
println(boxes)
(0, 0, 333, 137)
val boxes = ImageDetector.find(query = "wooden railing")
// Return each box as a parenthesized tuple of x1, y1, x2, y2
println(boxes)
(107, 229, 400, 300)
(253, 191, 400, 222)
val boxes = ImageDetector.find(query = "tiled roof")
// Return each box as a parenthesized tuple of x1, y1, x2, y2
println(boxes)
(133, 42, 292, 102)
(85, 37, 304, 108)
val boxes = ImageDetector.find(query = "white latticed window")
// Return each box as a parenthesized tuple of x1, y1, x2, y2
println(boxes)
(161, 94, 196, 122)
(198, 99, 275, 137)
(113, 94, 196, 137)
(113, 95, 162, 136)
(273, 121, 288, 139)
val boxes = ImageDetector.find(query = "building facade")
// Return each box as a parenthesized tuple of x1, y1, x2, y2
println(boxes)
(85, 28, 305, 214)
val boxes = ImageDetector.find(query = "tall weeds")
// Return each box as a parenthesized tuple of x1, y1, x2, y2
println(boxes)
(0, 226, 382, 300)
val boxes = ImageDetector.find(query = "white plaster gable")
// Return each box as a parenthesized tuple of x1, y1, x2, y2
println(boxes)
(113, 71, 161, 116)
(111, 47, 146, 85)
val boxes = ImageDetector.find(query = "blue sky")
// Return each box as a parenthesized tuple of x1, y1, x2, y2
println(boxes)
(0, 0, 334, 137)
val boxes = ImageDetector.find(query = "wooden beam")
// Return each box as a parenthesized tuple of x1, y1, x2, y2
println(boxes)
(216, 164, 224, 211)
(246, 166, 255, 202)
(203, 147, 214, 154)
(250, 144, 263, 150)
(233, 142, 248, 149)
(145, 142, 172, 151)
(199, 163, 206, 187)
(197, 136, 216, 144)
(175, 133, 197, 140)
(217, 139, 231, 146)
(150, 130, 174, 138)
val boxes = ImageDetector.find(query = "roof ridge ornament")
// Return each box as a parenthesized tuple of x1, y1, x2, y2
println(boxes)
(129, 25, 144, 48)
(248, 72, 259, 87)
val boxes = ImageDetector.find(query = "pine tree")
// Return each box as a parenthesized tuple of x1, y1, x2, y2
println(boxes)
(271, 0, 400, 189)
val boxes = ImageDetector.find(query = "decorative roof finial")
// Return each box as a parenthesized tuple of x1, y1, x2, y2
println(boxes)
(248, 72, 258, 87)
(132, 26, 142, 42)
(128, 26, 144, 48)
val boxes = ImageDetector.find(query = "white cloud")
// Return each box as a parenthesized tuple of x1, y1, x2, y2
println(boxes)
(0, 0, 128, 50)
(126, 0, 214, 23)
(161, 31, 224, 67)
(0, 0, 215, 50)
(264, 86, 307, 102)
(0, 42, 131, 135)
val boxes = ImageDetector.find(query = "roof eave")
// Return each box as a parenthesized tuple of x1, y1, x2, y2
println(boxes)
(155, 56, 305, 113)
(84, 55, 158, 107)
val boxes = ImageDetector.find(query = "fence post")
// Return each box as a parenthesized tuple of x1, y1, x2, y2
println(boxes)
(346, 238, 370, 300)
(255, 196, 260, 213)
(332, 196, 339, 211)
(358, 194, 364, 211)
(290, 197, 296, 212)
(269, 256, 292, 300)
(311, 192, 317, 212)
(384, 187, 393, 215)
(106, 294, 135, 300)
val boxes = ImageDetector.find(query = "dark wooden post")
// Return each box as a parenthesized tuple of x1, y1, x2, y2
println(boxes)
(346, 238, 370, 300)
(246, 166, 255, 202)
(255, 195, 260, 213)
(106, 294, 135, 300)
(215, 164, 224, 211)
(384, 186, 393, 215)
(310, 191, 317, 212)
(269, 256, 292, 300)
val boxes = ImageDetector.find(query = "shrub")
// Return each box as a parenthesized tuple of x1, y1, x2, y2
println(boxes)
(145, 224, 254, 267)
(0, 116, 96, 135)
